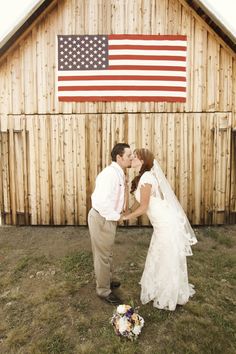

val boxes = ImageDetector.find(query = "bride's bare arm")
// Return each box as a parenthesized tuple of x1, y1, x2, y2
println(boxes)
(121, 184, 152, 221)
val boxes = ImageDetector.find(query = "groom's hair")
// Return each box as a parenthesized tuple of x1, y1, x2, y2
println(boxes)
(111, 143, 130, 161)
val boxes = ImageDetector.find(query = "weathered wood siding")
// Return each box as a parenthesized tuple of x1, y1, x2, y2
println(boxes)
(0, 112, 235, 225)
(0, 0, 235, 225)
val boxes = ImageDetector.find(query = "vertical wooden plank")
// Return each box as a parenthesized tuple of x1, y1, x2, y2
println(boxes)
(174, 113, 181, 200)
(193, 22, 205, 112)
(101, 114, 111, 169)
(200, 27, 208, 112)
(37, 116, 50, 224)
(139, 114, 152, 225)
(46, 9, 58, 114)
(64, 115, 75, 224)
(47, 115, 53, 224)
(187, 113, 194, 223)
(187, 15, 195, 113)
(155, 0, 167, 34)
(8, 116, 16, 224)
(167, 0, 182, 34)
(126, 114, 136, 225)
(10, 48, 22, 114)
(232, 59, 236, 124)
(139, 114, 152, 149)
(207, 34, 220, 111)
(166, 114, 175, 191)
(76, 114, 87, 224)
(193, 114, 202, 225)
(0, 132, 3, 224)
(201, 113, 214, 224)
(72, 115, 78, 224)
(36, 20, 47, 114)
(110, 114, 126, 147)
(23, 34, 34, 114)
(22, 116, 30, 224)
(31, 28, 38, 114)
(141, 0, 152, 34)
(27, 116, 39, 224)
(219, 47, 233, 112)
(160, 113, 168, 176)
(178, 113, 189, 213)
(1, 132, 11, 224)
(14, 132, 24, 215)
(212, 114, 232, 224)
(0, 114, 8, 132)
(58, 114, 65, 224)
(230, 125, 236, 221)
(0, 60, 8, 115)
(52, 115, 66, 224)
(230, 58, 236, 221)
(86, 114, 102, 211)
(87, 0, 98, 34)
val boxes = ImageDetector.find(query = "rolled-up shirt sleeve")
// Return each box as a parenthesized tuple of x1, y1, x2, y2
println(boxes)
(91, 167, 124, 221)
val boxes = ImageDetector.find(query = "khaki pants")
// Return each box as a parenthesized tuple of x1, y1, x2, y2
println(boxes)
(88, 208, 117, 297)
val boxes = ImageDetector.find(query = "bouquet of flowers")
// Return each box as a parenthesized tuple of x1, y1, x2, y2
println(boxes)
(110, 304, 144, 340)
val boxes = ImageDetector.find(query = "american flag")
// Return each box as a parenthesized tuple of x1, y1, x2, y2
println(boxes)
(57, 34, 187, 102)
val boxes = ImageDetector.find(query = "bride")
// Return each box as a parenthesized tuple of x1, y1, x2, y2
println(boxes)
(121, 148, 197, 311)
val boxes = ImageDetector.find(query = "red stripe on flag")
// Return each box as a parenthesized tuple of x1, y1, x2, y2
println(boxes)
(109, 55, 186, 61)
(108, 34, 187, 40)
(58, 86, 186, 92)
(109, 45, 187, 51)
(59, 96, 186, 102)
(58, 75, 186, 81)
(108, 65, 186, 71)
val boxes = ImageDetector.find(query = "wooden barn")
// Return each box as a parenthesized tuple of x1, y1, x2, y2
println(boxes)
(0, 0, 235, 226)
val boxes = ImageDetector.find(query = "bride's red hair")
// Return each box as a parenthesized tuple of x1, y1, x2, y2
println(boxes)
(130, 148, 154, 193)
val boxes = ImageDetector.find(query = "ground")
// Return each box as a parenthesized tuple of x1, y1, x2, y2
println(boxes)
(0, 224, 235, 354)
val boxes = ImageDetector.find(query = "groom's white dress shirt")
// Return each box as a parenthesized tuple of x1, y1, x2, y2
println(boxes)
(91, 162, 125, 221)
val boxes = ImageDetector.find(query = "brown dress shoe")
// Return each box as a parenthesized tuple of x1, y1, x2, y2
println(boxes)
(100, 292, 122, 305)
(110, 281, 121, 289)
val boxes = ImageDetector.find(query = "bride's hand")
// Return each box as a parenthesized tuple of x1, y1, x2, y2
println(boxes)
(118, 214, 127, 223)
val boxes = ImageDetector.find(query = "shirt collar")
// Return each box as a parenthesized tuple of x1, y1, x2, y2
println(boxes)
(111, 161, 125, 176)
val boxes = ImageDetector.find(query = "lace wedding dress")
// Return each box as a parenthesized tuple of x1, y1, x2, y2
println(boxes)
(135, 165, 197, 311)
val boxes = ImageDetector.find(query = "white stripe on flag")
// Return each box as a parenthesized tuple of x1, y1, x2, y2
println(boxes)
(109, 39, 187, 46)
(109, 50, 187, 56)
(58, 91, 186, 97)
(58, 80, 187, 87)
(58, 70, 186, 77)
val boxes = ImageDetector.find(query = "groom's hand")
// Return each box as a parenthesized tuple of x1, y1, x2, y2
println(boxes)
(118, 214, 127, 225)
(118, 214, 124, 223)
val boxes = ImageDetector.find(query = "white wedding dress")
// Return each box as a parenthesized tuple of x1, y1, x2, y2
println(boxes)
(135, 169, 197, 311)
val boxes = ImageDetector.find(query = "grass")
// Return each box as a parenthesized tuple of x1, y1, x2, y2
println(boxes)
(0, 225, 235, 353)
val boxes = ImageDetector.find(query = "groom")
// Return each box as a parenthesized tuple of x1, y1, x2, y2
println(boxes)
(88, 143, 133, 305)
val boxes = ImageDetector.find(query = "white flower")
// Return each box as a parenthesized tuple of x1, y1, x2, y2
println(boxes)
(117, 304, 127, 314)
(132, 325, 141, 336)
(118, 317, 129, 333)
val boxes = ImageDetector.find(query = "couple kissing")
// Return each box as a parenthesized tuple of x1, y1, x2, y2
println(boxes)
(88, 143, 197, 310)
